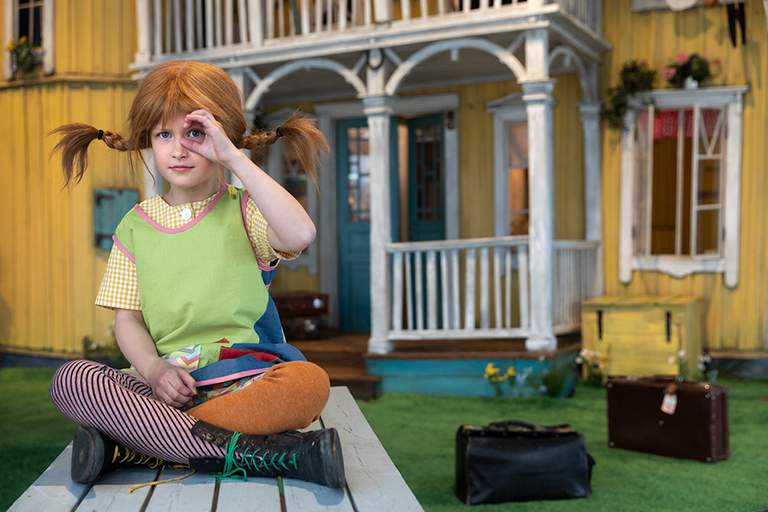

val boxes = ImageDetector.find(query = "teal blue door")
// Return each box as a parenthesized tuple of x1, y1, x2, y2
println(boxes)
(408, 113, 446, 242)
(337, 118, 399, 332)
(407, 113, 446, 326)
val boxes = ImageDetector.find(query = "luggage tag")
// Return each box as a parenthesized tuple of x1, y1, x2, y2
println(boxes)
(661, 383, 678, 415)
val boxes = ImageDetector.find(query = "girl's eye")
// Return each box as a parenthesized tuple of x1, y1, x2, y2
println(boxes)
(157, 131, 170, 139)
(188, 128, 204, 138)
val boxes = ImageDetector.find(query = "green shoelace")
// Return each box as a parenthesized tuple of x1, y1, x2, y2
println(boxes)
(215, 431, 300, 481)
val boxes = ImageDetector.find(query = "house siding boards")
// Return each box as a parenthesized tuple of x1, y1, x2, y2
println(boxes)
(0, 1, 138, 356)
(601, 0, 768, 350)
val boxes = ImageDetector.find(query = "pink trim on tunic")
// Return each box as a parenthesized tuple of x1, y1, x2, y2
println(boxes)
(134, 187, 226, 233)
(112, 235, 135, 263)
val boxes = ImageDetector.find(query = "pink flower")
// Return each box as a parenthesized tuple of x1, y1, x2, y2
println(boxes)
(663, 66, 675, 80)
(713, 58, 721, 66)
(676, 53, 689, 65)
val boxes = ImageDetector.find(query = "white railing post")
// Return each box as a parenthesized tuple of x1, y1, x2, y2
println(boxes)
(517, 245, 529, 330)
(135, 0, 153, 64)
(247, 0, 264, 46)
(374, 0, 393, 22)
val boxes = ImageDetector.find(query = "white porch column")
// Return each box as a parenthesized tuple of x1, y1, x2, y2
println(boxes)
(363, 95, 395, 354)
(228, 67, 249, 188)
(522, 79, 556, 351)
(580, 102, 604, 295)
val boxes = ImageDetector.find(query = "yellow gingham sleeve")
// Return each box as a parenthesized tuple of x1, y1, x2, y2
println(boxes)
(244, 196, 302, 265)
(95, 245, 141, 311)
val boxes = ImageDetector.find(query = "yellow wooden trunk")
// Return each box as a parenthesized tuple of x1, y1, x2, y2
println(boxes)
(581, 296, 703, 379)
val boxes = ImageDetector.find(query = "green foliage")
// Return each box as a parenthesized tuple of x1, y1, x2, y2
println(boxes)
(663, 53, 715, 88)
(5, 36, 40, 80)
(602, 60, 656, 130)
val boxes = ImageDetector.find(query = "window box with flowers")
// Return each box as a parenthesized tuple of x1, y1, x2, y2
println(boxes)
(6, 35, 43, 80)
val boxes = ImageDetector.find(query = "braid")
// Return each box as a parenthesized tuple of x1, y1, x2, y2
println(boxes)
(240, 112, 329, 190)
(48, 124, 133, 187)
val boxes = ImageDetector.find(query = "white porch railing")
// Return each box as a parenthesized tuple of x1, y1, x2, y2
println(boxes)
(385, 236, 598, 343)
(552, 239, 600, 333)
(134, 0, 601, 63)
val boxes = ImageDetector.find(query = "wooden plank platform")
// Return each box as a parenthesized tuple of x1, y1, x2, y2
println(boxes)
(9, 387, 422, 512)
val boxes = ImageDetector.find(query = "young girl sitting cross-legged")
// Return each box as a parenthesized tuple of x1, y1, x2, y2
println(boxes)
(47, 59, 344, 490)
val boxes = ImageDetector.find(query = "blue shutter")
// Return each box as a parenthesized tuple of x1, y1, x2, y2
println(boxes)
(93, 188, 139, 251)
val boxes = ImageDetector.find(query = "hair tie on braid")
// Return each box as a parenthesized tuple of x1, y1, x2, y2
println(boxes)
(275, 127, 284, 138)
(97, 129, 104, 140)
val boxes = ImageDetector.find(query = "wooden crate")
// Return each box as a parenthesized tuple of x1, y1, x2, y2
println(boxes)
(581, 296, 703, 379)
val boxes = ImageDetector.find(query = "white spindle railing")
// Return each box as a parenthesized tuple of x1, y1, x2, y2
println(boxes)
(385, 236, 598, 344)
(134, 0, 602, 63)
(553, 0, 601, 36)
(552, 240, 599, 333)
(387, 236, 531, 340)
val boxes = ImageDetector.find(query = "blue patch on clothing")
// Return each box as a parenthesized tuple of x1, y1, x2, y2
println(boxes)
(189, 342, 306, 384)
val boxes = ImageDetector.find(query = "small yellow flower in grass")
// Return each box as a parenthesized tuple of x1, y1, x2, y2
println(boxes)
(19, 35, 27, 44)
(506, 366, 516, 378)
(6, 40, 14, 51)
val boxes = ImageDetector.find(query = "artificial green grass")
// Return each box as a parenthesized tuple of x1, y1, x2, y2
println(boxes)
(0, 368, 76, 510)
(2, 367, 766, 511)
(359, 380, 768, 512)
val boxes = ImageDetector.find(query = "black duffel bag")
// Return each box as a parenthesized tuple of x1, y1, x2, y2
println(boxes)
(455, 420, 595, 505)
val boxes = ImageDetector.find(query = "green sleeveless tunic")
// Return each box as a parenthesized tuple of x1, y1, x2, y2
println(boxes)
(114, 187, 268, 368)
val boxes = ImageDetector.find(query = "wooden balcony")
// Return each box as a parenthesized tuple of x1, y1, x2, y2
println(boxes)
(132, 0, 603, 71)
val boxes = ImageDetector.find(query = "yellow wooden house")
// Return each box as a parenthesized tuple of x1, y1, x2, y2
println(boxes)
(0, 0, 766, 370)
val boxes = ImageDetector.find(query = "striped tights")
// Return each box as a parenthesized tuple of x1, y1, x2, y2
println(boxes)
(49, 359, 225, 464)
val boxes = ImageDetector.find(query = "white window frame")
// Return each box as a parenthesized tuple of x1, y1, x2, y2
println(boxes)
(3, 0, 54, 80)
(488, 92, 529, 239)
(263, 108, 319, 275)
(618, 86, 747, 288)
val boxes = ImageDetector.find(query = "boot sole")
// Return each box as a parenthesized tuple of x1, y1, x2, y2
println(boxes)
(71, 425, 106, 484)
(320, 428, 347, 489)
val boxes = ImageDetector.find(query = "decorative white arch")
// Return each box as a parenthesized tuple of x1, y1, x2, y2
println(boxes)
(547, 45, 592, 103)
(244, 58, 367, 110)
(385, 38, 527, 96)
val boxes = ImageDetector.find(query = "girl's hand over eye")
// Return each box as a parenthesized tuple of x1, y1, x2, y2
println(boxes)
(145, 358, 197, 409)
(180, 109, 241, 167)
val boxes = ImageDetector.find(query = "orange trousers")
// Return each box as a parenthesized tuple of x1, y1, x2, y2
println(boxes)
(186, 361, 330, 435)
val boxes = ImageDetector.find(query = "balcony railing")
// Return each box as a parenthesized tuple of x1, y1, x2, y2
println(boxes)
(134, 0, 601, 64)
(384, 236, 598, 343)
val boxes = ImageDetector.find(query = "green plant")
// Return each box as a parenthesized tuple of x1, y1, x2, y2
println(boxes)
(541, 358, 577, 398)
(602, 60, 656, 130)
(6, 35, 41, 80)
(663, 53, 718, 88)
(576, 348, 606, 387)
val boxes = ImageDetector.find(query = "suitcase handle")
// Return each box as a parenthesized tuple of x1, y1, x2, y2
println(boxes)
(487, 420, 574, 434)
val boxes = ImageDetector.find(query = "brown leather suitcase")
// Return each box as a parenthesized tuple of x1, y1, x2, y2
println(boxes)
(272, 292, 329, 318)
(606, 378, 728, 463)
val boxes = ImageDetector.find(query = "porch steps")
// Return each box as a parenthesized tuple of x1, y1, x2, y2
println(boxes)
(291, 335, 381, 400)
